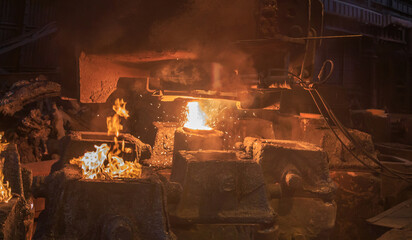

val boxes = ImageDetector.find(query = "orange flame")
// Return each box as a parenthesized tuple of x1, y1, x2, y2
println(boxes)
(0, 175, 12, 203)
(70, 144, 142, 180)
(269, 82, 291, 89)
(184, 102, 212, 130)
(71, 99, 142, 180)
(107, 98, 129, 137)
(0, 139, 12, 203)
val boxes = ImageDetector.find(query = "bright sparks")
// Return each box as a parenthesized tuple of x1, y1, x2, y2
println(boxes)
(70, 99, 142, 180)
(184, 102, 212, 130)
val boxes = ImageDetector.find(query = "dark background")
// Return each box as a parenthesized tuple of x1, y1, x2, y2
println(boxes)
(0, 0, 412, 112)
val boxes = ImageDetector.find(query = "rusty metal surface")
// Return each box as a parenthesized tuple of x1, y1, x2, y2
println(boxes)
(237, 118, 275, 140)
(244, 137, 337, 239)
(145, 122, 178, 169)
(34, 166, 174, 240)
(0, 196, 34, 240)
(78, 52, 196, 103)
(273, 114, 378, 169)
(244, 137, 335, 198)
(271, 197, 336, 239)
(173, 127, 224, 154)
(1, 144, 24, 196)
(22, 160, 56, 220)
(330, 170, 384, 240)
(169, 150, 275, 225)
(22, 160, 56, 177)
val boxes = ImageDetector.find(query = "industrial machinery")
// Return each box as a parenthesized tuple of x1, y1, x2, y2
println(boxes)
(143, 0, 325, 108)
(33, 0, 408, 240)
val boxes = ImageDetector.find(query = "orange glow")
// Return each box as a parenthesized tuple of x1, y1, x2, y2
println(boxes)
(269, 82, 291, 89)
(0, 140, 12, 203)
(0, 172, 12, 203)
(107, 98, 129, 137)
(183, 102, 212, 130)
(70, 143, 142, 180)
(71, 99, 142, 180)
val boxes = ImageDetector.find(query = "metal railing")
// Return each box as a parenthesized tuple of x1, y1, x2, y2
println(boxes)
(323, 0, 387, 26)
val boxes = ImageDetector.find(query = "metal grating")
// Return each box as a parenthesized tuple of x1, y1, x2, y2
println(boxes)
(391, 0, 412, 15)
(322, 0, 412, 43)
(323, 0, 387, 26)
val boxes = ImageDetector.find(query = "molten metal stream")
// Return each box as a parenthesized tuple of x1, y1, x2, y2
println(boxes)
(183, 102, 212, 131)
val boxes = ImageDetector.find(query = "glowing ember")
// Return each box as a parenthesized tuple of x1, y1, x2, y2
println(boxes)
(184, 102, 212, 130)
(0, 173, 11, 203)
(70, 99, 142, 180)
(0, 140, 12, 203)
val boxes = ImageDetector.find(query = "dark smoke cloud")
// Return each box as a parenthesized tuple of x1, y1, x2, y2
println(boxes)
(57, 0, 258, 55)
(56, 0, 188, 54)
(147, 0, 259, 90)
(149, 0, 257, 58)
(56, 0, 259, 92)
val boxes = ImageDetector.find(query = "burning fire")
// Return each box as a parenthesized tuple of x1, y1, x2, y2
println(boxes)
(184, 101, 212, 130)
(0, 138, 12, 203)
(0, 169, 11, 203)
(70, 99, 142, 180)
(269, 81, 291, 89)
(107, 98, 129, 137)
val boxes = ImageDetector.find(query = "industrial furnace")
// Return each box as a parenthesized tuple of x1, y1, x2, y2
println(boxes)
(0, 0, 411, 240)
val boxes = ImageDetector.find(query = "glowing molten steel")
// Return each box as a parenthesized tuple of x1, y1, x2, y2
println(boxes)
(184, 102, 212, 130)
(70, 99, 142, 180)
